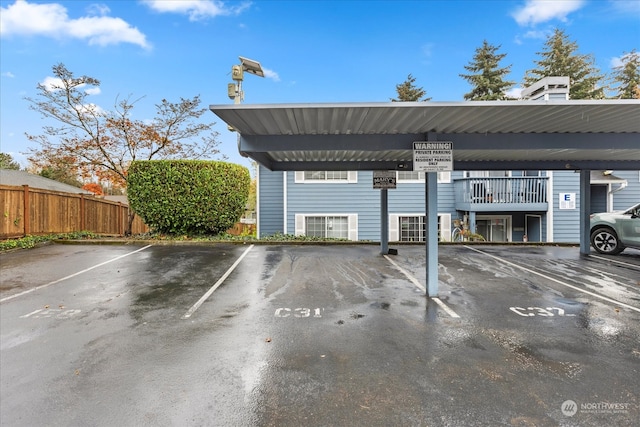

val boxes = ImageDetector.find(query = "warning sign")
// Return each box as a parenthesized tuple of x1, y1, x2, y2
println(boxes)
(413, 141, 453, 172)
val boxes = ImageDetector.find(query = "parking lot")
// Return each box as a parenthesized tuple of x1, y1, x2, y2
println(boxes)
(1, 243, 639, 427)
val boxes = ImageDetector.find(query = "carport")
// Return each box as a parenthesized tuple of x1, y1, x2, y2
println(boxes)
(210, 100, 640, 296)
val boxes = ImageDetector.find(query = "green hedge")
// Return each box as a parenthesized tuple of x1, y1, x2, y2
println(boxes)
(127, 160, 250, 235)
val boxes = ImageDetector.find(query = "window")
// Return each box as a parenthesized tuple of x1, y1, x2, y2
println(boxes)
(396, 171, 451, 183)
(399, 216, 425, 242)
(465, 171, 510, 178)
(295, 214, 358, 240)
(294, 171, 357, 183)
(304, 171, 347, 180)
(389, 213, 451, 242)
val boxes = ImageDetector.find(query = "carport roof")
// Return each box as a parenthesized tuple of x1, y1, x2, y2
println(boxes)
(210, 100, 640, 171)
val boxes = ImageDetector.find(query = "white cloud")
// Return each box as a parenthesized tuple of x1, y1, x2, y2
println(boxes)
(41, 76, 65, 92)
(608, 0, 640, 15)
(506, 87, 524, 99)
(0, 0, 150, 49)
(262, 67, 280, 82)
(85, 87, 102, 95)
(143, 0, 251, 21)
(2, 71, 16, 78)
(512, 0, 585, 26)
(40, 76, 101, 96)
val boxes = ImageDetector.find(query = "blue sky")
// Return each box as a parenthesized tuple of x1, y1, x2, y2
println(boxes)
(1, 0, 639, 172)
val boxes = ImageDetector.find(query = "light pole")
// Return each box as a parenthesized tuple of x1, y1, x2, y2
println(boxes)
(228, 56, 265, 107)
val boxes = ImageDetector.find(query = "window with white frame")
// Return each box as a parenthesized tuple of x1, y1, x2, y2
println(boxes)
(295, 214, 358, 240)
(396, 171, 451, 183)
(389, 213, 451, 242)
(294, 171, 358, 183)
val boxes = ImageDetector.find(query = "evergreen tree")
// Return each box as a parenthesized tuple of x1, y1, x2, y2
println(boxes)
(610, 49, 640, 99)
(0, 152, 21, 170)
(391, 74, 431, 101)
(524, 28, 605, 99)
(460, 40, 514, 100)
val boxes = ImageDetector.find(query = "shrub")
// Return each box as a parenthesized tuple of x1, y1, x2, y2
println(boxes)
(127, 160, 250, 235)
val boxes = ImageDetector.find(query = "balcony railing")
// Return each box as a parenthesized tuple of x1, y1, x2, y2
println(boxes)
(454, 177, 549, 212)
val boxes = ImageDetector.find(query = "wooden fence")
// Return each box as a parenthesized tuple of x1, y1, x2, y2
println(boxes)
(1, 185, 148, 238)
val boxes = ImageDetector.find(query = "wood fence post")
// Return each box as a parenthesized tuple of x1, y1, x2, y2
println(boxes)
(22, 185, 30, 236)
(118, 202, 123, 235)
(80, 194, 85, 231)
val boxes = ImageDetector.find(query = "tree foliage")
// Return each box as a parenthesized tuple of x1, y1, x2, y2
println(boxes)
(460, 40, 515, 100)
(391, 74, 431, 102)
(25, 63, 225, 233)
(524, 28, 605, 99)
(0, 153, 21, 170)
(36, 155, 83, 187)
(127, 160, 250, 235)
(610, 49, 640, 99)
(82, 183, 104, 195)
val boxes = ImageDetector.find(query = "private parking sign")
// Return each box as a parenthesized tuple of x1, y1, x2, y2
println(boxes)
(413, 141, 453, 172)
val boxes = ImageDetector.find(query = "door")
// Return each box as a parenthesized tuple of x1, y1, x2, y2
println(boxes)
(476, 216, 512, 242)
(525, 214, 542, 242)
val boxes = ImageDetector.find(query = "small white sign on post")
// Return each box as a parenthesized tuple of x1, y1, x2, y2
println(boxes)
(413, 141, 453, 172)
(373, 170, 396, 189)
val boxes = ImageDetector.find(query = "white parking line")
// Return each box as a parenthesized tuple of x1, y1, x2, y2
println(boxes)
(182, 244, 254, 319)
(383, 254, 460, 318)
(589, 253, 640, 270)
(465, 245, 640, 313)
(0, 245, 153, 303)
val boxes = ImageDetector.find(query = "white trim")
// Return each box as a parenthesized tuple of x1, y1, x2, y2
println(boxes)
(283, 171, 288, 234)
(389, 214, 399, 242)
(546, 170, 553, 242)
(295, 214, 305, 236)
(256, 165, 261, 238)
(440, 213, 451, 242)
(348, 214, 358, 240)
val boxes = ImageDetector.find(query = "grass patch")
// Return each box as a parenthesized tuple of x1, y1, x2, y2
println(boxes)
(0, 231, 98, 252)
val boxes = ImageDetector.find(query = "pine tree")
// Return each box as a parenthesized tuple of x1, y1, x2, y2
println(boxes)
(610, 49, 640, 99)
(524, 28, 605, 99)
(0, 153, 21, 170)
(391, 74, 431, 102)
(460, 40, 514, 100)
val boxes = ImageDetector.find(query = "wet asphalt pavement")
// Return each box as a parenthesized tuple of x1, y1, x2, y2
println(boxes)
(1, 243, 639, 427)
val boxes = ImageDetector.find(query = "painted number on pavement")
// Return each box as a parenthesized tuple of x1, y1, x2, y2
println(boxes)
(509, 307, 575, 317)
(20, 308, 81, 319)
(275, 308, 324, 318)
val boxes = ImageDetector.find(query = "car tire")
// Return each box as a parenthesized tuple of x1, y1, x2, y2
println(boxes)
(590, 227, 624, 255)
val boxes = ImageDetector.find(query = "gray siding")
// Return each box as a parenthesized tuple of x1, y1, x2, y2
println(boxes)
(258, 166, 284, 237)
(551, 171, 580, 242)
(259, 167, 636, 243)
(611, 170, 640, 211)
